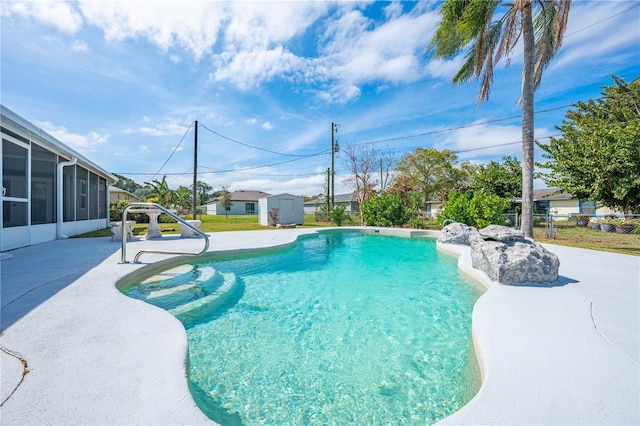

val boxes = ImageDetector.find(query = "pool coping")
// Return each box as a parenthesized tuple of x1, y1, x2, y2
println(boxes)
(1, 227, 638, 424)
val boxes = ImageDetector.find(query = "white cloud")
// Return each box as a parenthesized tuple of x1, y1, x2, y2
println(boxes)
(442, 122, 523, 159)
(71, 39, 89, 52)
(36, 121, 109, 152)
(2, 1, 83, 35)
(319, 7, 437, 86)
(210, 46, 307, 90)
(262, 121, 273, 131)
(124, 118, 190, 137)
(77, 0, 226, 59)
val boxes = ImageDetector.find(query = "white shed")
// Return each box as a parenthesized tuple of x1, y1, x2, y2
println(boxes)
(258, 193, 304, 226)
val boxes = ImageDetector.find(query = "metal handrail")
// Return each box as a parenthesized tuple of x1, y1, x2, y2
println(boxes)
(119, 202, 210, 263)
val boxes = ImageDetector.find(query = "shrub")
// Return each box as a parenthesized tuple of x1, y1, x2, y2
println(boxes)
(361, 194, 410, 227)
(330, 205, 348, 226)
(438, 190, 510, 229)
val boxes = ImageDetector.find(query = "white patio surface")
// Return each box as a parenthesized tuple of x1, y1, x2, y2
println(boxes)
(1, 228, 638, 425)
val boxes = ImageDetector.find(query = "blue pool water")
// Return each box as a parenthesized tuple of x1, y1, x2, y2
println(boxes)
(123, 231, 484, 425)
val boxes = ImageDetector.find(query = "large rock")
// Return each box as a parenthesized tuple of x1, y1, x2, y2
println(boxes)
(470, 234, 560, 284)
(437, 222, 480, 246)
(479, 224, 525, 242)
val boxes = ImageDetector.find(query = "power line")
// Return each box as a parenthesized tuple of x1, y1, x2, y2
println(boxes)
(199, 123, 315, 157)
(347, 104, 572, 148)
(148, 123, 193, 182)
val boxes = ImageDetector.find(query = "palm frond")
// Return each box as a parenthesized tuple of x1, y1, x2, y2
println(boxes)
(532, 0, 571, 89)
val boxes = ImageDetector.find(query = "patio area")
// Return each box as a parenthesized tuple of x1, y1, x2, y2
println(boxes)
(1, 228, 638, 425)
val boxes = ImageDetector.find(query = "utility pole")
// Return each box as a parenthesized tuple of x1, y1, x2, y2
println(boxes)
(380, 158, 383, 193)
(331, 122, 339, 207)
(192, 120, 198, 220)
(326, 168, 331, 216)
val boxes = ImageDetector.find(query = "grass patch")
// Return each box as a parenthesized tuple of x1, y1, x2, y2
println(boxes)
(74, 214, 638, 256)
(534, 221, 640, 256)
(73, 214, 334, 238)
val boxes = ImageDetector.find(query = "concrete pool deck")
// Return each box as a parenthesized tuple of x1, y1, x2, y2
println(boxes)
(1, 227, 638, 424)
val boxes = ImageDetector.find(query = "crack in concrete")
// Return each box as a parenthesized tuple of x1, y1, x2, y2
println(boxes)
(588, 301, 639, 367)
(0, 345, 30, 407)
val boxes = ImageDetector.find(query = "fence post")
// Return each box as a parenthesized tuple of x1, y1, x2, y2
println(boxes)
(545, 214, 555, 238)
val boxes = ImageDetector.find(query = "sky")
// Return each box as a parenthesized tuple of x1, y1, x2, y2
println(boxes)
(2, 0, 639, 197)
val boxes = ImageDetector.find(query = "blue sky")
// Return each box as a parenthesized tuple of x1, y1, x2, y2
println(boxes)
(2, 1, 639, 196)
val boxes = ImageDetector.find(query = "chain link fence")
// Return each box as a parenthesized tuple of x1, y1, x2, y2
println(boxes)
(510, 213, 640, 239)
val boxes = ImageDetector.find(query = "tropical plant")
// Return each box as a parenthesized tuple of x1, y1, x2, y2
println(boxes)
(174, 186, 193, 212)
(329, 205, 348, 226)
(537, 76, 640, 214)
(428, 0, 571, 237)
(144, 175, 176, 208)
(438, 190, 511, 229)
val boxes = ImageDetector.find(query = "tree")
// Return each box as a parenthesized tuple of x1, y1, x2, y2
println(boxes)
(112, 173, 142, 194)
(471, 156, 522, 199)
(144, 175, 176, 208)
(219, 186, 232, 218)
(175, 185, 193, 212)
(191, 181, 214, 206)
(428, 0, 571, 238)
(341, 143, 394, 213)
(394, 147, 470, 209)
(537, 76, 640, 213)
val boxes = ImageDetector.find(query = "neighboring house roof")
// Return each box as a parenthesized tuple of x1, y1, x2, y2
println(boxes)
(304, 192, 358, 205)
(1, 105, 116, 182)
(109, 186, 140, 200)
(513, 188, 576, 203)
(207, 190, 271, 204)
(533, 188, 575, 200)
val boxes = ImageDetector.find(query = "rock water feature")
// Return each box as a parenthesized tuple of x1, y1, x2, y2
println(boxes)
(438, 223, 560, 284)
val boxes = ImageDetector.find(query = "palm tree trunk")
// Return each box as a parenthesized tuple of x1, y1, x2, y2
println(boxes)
(520, 1, 535, 238)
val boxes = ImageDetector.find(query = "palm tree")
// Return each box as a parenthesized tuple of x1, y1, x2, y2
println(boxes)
(144, 175, 176, 208)
(428, 0, 571, 237)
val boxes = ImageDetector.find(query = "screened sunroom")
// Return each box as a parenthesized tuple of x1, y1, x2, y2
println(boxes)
(1, 105, 115, 251)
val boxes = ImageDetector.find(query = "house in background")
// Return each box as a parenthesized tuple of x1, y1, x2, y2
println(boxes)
(303, 192, 359, 214)
(203, 190, 271, 215)
(515, 189, 622, 216)
(109, 186, 141, 204)
(258, 193, 304, 226)
(1, 105, 115, 251)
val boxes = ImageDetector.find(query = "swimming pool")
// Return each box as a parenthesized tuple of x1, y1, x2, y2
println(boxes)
(122, 231, 484, 425)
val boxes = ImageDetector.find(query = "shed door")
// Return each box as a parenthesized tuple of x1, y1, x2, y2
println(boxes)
(278, 199, 294, 224)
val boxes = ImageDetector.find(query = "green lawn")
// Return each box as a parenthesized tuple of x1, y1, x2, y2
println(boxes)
(75, 214, 335, 238)
(75, 214, 639, 256)
(534, 221, 640, 256)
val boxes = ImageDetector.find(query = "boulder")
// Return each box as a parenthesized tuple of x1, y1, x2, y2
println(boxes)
(478, 224, 525, 242)
(437, 222, 480, 246)
(470, 237, 560, 284)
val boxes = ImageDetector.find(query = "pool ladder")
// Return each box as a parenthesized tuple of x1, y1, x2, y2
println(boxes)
(119, 202, 210, 263)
